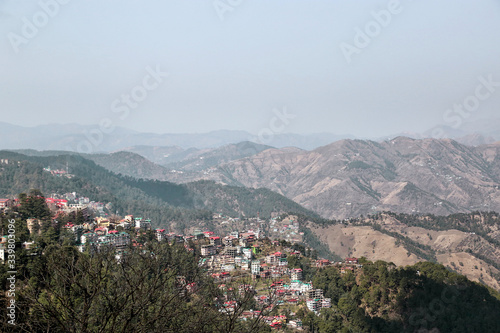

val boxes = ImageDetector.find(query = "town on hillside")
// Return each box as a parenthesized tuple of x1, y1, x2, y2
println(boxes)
(0, 193, 363, 330)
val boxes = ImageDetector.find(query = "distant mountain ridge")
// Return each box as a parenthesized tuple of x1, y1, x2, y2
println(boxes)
(201, 137, 500, 219)
(2, 118, 499, 152)
(0, 122, 352, 151)
(14, 137, 500, 220)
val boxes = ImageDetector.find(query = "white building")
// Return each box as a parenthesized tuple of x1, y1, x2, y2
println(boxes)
(242, 248, 252, 259)
(251, 260, 261, 275)
(135, 218, 152, 230)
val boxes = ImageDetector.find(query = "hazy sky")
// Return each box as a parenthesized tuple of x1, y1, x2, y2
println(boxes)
(1, 0, 500, 137)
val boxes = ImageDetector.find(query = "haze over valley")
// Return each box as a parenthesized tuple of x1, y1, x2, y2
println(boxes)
(2, 0, 500, 331)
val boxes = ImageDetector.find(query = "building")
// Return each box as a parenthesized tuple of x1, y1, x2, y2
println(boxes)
(80, 230, 130, 251)
(223, 246, 238, 257)
(266, 253, 278, 265)
(291, 268, 303, 281)
(278, 257, 288, 267)
(223, 236, 236, 247)
(345, 257, 358, 265)
(251, 260, 261, 275)
(321, 298, 331, 308)
(135, 218, 152, 230)
(0, 199, 13, 209)
(201, 244, 216, 256)
(316, 259, 330, 267)
(242, 248, 252, 259)
(118, 221, 131, 229)
(306, 289, 323, 300)
(81, 232, 98, 245)
(341, 266, 355, 274)
(222, 264, 235, 272)
(45, 198, 68, 210)
(288, 320, 303, 328)
(306, 299, 320, 312)
(156, 229, 167, 242)
(203, 231, 214, 238)
(210, 236, 222, 246)
(95, 217, 111, 228)
(107, 231, 130, 248)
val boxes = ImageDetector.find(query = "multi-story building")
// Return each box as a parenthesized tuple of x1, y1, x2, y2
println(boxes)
(80, 230, 130, 251)
(210, 236, 221, 246)
(135, 217, 152, 230)
(81, 232, 98, 245)
(156, 229, 167, 242)
(251, 260, 261, 275)
(106, 231, 130, 248)
(278, 257, 288, 267)
(306, 289, 323, 300)
(201, 244, 216, 256)
(291, 268, 303, 281)
(306, 299, 321, 312)
(242, 248, 252, 259)
(223, 246, 238, 257)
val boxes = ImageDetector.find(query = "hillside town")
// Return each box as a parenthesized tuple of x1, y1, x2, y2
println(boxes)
(0, 194, 363, 330)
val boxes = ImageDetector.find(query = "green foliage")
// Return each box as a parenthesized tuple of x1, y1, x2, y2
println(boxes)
(287, 255, 316, 281)
(17, 189, 52, 221)
(0, 152, 317, 230)
(309, 260, 500, 333)
(5, 242, 269, 333)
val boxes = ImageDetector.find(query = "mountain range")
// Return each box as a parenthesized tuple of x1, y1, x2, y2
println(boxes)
(3, 148, 500, 290)
(51, 137, 500, 220)
(2, 118, 500, 152)
(0, 122, 352, 151)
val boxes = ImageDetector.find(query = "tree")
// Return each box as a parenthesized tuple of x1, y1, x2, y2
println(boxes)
(17, 190, 52, 221)
(14, 242, 274, 333)
(15, 243, 218, 332)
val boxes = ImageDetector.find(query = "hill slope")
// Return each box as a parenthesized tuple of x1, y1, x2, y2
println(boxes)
(198, 137, 500, 219)
(0, 151, 318, 228)
(307, 211, 500, 290)
(62, 137, 500, 220)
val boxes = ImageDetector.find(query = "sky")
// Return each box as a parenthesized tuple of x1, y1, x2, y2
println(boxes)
(1, 0, 500, 138)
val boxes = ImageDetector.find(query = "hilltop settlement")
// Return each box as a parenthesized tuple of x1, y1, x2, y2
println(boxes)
(0, 192, 366, 330)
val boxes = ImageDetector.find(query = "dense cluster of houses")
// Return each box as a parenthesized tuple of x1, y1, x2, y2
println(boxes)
(192, 229, 363, 320)
(0, 192, 365, 329)
(75, 216, 153, 252)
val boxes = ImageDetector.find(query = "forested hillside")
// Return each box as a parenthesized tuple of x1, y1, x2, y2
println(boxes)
(0, 151, 316, 230)
(306, 259, 500, 332)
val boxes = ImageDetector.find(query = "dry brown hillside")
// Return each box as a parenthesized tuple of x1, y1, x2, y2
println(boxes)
(308, 212, 500, 291)
(206, 137, 500, 219)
